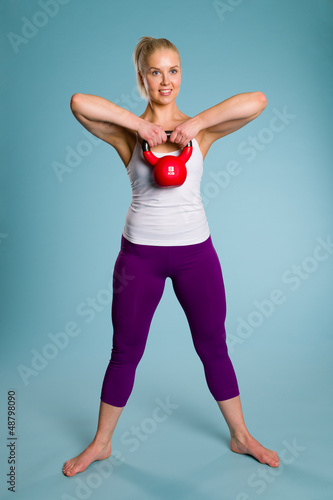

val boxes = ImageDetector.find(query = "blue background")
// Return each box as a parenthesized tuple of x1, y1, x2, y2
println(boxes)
(1, 0, 332, 499)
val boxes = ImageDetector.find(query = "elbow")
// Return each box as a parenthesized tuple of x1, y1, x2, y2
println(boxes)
(255, 91, 267, 111)
(70, 93, 83, 112)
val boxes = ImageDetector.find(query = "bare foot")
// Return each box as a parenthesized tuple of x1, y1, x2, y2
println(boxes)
(62, 441, 111, 477)
(230, 433, 280, 467)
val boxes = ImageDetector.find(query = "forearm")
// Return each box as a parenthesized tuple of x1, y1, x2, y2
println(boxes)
(70, 93, 144, 131)
(195, 91, 267, 131)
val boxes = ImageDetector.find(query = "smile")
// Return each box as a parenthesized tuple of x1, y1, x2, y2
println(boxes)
(159, 89, 172, 95)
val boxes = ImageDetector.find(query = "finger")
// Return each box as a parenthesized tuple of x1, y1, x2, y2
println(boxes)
(174, 133, 182, 144)
(160, 131, 167, 144)
(169, 131, 176, 143)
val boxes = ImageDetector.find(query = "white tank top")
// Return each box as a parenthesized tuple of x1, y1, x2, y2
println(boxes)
(122, 134, 210, 246)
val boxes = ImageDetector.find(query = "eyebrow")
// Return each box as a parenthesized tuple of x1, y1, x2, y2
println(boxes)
(148, 65, 180, 70)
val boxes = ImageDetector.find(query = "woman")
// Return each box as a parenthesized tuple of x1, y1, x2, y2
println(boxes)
(63, 36, 280, 477)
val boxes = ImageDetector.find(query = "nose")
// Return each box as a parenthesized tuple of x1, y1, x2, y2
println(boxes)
(161, 72, 170, 85)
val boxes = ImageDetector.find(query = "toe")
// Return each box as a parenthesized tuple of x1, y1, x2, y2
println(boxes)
(63, 464, 75, 477)
(63, 461, 74, 474)
(269, 454, 280, 467)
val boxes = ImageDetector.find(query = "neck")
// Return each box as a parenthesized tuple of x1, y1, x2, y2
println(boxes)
(141, 99, 185, 129)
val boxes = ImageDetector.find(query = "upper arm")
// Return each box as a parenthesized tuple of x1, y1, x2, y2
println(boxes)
(70, 95, 134, 166)
(70, 95, 124, 147)
(204, 111, 263, 145)
(203, 92, 267, 144)
(198, 112, 263, 158)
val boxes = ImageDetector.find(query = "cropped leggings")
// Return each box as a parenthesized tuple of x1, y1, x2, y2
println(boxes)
(100, 235, 239, 407)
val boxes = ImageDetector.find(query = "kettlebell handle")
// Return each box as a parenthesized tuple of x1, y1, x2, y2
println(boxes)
(141, 131, 192, 153)
(142, 130, 193, 187)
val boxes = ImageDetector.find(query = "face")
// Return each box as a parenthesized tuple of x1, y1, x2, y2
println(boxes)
(141, 49, 182, 102)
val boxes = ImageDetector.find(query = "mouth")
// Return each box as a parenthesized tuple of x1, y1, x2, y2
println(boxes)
(158, 89, 172, 96)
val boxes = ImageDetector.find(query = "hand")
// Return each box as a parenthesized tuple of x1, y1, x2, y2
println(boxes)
(137, 120, 167, 148)
(169, 117, 202, 148)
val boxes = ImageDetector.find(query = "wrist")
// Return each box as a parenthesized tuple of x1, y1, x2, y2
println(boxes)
(192, 113, 206, 132)
(135, 117, 145, 133)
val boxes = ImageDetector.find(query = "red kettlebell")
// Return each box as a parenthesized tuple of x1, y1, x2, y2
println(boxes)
(142, 131, 193, 188)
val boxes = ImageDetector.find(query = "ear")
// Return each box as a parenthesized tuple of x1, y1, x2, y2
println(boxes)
(138, 71, 144, 84)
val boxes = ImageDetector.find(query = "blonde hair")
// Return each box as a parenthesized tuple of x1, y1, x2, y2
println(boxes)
(133, 36, 181, 99)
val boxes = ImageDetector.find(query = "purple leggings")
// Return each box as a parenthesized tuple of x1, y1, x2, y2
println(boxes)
(100, 235, 239, 407)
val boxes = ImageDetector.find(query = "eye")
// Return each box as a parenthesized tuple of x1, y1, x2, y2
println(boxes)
(170, 69, 177, 74)
(152, 70, 159, 76)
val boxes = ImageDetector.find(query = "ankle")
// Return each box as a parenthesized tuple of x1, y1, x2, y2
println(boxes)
(230, 427, 250, 442)
(92, 435, 112, 448)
